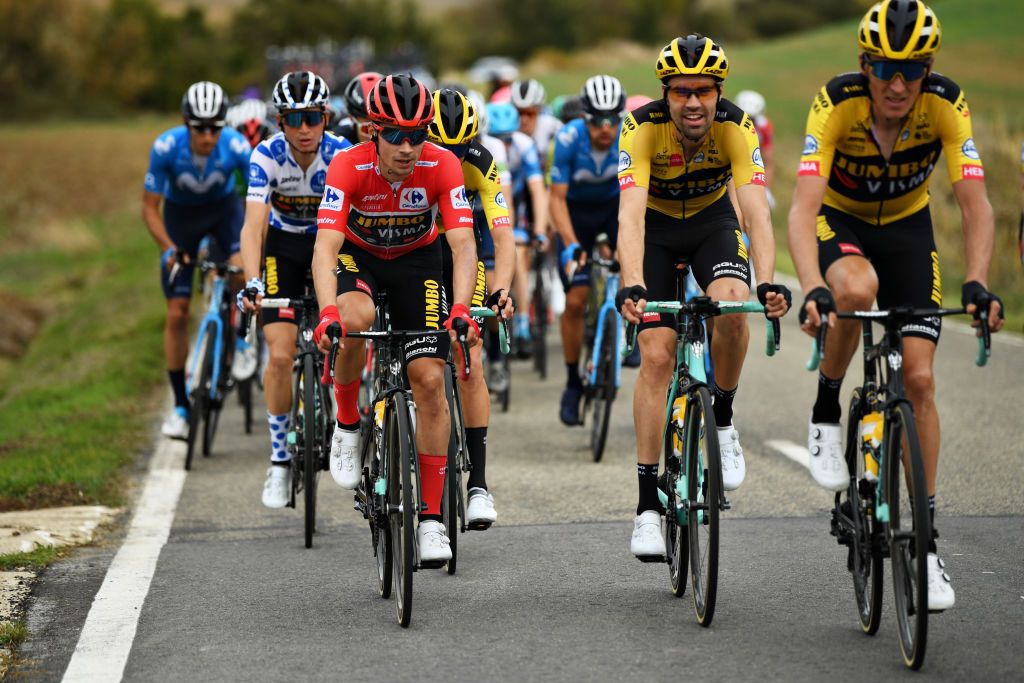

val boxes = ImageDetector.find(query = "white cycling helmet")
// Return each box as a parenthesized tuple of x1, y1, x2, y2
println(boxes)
(734, 90, 766, 118)
(226, 98, 269, 127)
(510, 79, 546, 109)
(272, 71, 330, 111)
(580, 74, 626, 117)
(467, 89, 489, 133)
(182, 81, 228, 122)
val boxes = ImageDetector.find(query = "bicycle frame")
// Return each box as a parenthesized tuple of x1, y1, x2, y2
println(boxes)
(586, 263, 623, 390)
(187, 263, 234, 401)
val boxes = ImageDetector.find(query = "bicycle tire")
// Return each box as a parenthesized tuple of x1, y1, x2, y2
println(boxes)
(590, 309, 617, 463)
(886, 401, 929, 669)
(844, 388, 883, 635)
(685, 385, 720, 627)
(388, 392, 415, 627)
(366, 429, 392, 599)
(200, 330, 222, 457)
(442, 369, 461, 574)
(500, 355, 511, 413)
(531, 261, 548, 379)
(664, 419, 688, 598)
(302, 354, 318, 549)
(186, 326, 215, 469)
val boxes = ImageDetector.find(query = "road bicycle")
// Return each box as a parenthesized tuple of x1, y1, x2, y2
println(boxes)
(529, 237, 552, 379)
(623, 263, 779, 627)
(807, 305, 990, 669)
(578, 251, 622, 462)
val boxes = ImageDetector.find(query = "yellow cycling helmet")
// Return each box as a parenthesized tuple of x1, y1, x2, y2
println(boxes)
(858, 0, 941, 61)
(655, 34, 729, 83)
(427, 88, 479, 145)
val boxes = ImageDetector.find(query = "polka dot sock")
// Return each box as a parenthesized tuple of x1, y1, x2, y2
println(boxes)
(267, 412, 290, 463)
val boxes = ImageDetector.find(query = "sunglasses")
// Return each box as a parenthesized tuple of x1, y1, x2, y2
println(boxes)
(188, 121, 224, 134)
(281, 110, 325, 128)
(665, 85, 719, 102)
(586, 114, 622, 128)
(377, 126, 429, 145)
(517, 109, 539, 119)
(443, 142, 470, 159)
(866, 59, 929, 82)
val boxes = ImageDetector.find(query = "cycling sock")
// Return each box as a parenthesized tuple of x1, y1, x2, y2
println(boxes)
(712, 384, 737, 427)
(168, 369, 187, 409)
(811, 372, 844, 423)
(417, 453, 446, 520)
(514, 313, 530, 337)
(487, 326, 501, 360)
(267, 412, 290, 463)
(334, 379, 360, 426)
(566, 363, 582, 390)
(636, 463, 663, 514)
(466, 427, 488, 491)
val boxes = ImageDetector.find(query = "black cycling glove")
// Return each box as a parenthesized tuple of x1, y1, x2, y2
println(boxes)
(615, 285, 648, 312)
(484, 288, 513, 311)
(961, 280, 1004, 320)
(799, 286, 835, 326)
(756, 283, 792, 311)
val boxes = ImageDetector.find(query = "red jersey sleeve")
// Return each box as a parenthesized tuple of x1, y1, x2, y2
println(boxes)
(434, 150, 475, 231)
(317, 152, 353, 232)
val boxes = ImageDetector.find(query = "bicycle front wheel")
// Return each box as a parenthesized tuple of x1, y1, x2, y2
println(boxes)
(589, 309, 617, 463)
(186, 326, 215, 470)
(387, 392, 416, 627)
(685, 386, 720, 627)
(442, 368, 461, 574)
(531, 275, 548, 380)
(302, 354, 319, 549)
(885, 401, 930, 669)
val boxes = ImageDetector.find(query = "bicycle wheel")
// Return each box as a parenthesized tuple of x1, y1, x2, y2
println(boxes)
(387, 392, 415, 627)
(365, 428, 392, 599)
(499, 354, 510, 413)
(201, 332, 223, 457)
(531, 257, 548, 379)
(885, 401, 930, 669)
(684, 386, 720, 627)
(664, 421, 688, 597)
(442, 369, 461, 574)
(185, 327, 215, 470)
(589, 309, 617, 463)
(843, 388, 883, 635)
(302, 354, 319, 549)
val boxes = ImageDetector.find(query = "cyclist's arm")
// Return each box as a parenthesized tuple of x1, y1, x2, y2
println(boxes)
(952, 178, 995, 288)
(527, 176, 549, 240)
(142, 190, 173, 252)
(617, 185, 648, 289)
(240, 201, 270, 282)
(549, 182, 575, 246)
(313, 228, 344, 312)
(446, 226, 478, 308)
(734, 181, 774, 287)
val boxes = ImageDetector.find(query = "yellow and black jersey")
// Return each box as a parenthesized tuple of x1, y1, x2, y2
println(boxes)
(617, 98, 765, 220)
(799, 72, 982, 225)
(437, 139, 512, 234)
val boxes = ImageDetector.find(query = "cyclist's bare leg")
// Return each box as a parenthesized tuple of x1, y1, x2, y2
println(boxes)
(262, 322, 298, 414)
(822, 256, 879, 381)
(704, 277, 751, 390)
(560, 285, 589, 365)
(407, 356, 451, 456)
(634, 328, 677, 466)
(165, 298, 190, 370)
(458, 340, 489, 428)
(331, 291, 374, 385)
(903, 337, 939, 495)
(513, 244, 531, 320)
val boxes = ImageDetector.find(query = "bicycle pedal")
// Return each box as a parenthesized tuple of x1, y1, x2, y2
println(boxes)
(635, 554, 666, 564)
(467, 521, 492, 531)
(419, 559, 446, 570)
(720, 495, 731, 511)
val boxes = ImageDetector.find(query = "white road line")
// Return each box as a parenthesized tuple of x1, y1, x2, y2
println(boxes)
(62, 437, 186, 683)
(765, 439, 811, 471)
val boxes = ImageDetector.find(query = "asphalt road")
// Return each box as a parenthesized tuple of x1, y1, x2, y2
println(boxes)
(15, 312, 1024, 680)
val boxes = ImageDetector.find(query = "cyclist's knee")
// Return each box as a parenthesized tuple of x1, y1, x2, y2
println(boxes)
(166, 303, 189, 331)
(638, 339, 674, 376)
(266, 346, 293, 375)
(830, 268, 878, 310)
(338, 298, 374, 331)
(903, 366, 935, 403)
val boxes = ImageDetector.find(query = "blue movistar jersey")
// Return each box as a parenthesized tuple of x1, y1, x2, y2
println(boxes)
(246, 131, 352, 234)
(505, 131, 543, 197)
(144, 126, 252, 205)
(550, 118, 620, 203)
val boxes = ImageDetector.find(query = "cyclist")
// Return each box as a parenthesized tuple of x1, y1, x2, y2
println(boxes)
(428, 88, 516, 527)
(510, 79, 563, 168)
(313, 74, 480, 563)
(144, 81, 252, 439)
(616, 35, 790, 559)
(551, 74, 627, 426)
(227, 98, 277, 150)
(734, 90, 775, 209)
(789, 0, 1004, 610)
(236, 71, 351, 508)
(331, 71, 383, 145)
(486, 102, 550, 357)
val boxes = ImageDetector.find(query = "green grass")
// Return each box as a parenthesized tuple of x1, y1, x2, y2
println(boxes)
(0, 546, 66, 571)
(0, 621, 27, 649)
(534, 0, 1024, 328)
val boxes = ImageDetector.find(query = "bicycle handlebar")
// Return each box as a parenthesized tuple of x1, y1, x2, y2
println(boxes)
(469, 306, 510, 355)
(621, 299, 780, 358)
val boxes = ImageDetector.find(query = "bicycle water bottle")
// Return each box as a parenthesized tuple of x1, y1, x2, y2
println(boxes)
(860, 411, 883, 480)
(670, 396, 686, 457)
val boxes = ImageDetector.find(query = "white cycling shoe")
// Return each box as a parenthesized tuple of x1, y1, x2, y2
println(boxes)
(466, 488, 497, 529)
(161, 407, 189, 440)
(927, 553, 955, 611)
(631, 510, 666, 561)
(717, 426, 746, 491)
(231, 339, 259, 381)
(329, 428, 361, 489)
(261, 465, 290, 509)
(417, 520, 452, 563)
(808, 419, 847, 491)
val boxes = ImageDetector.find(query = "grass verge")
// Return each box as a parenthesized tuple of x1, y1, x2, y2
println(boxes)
(0, 621, 27, 649)
(0, 546, 66, 572)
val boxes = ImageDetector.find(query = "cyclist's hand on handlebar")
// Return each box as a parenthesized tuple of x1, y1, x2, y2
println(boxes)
(485, 288, 515, 319)
(756, 283, 792, 319)
(962, 280, 1005, 334)
(560, 243, 585, 277)
(798, 286, 836, 336)
(534, 232, 551, 253)
(444, 303, 480, 344)
(314, 306, 345, 351)
(237, 277, 265, 313)
(615, 285, 648, 325)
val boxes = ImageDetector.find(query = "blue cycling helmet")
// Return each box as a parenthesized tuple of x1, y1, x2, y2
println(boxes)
(486, 102, 519, 136)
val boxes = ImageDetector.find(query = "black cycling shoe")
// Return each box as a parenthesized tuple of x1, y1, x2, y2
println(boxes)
(559, 385, 582, 426)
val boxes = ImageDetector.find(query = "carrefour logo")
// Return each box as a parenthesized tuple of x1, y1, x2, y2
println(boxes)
(802, 134, 818, 156)
(400, 187, 429, 210)
(320, 185, 344, 211)
(961, 137, 980, 160)
(618, 150, 632, 172)
(449, 186, 471, 210)
(752, 147, 764, 168)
